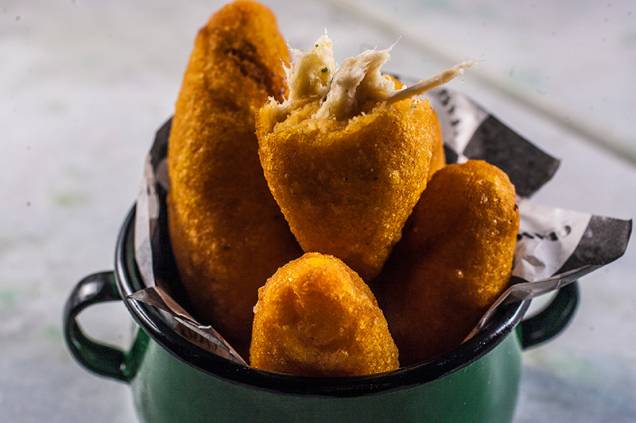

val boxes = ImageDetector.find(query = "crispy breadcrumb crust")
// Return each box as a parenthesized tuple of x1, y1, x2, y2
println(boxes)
(428, 116, 445, 178)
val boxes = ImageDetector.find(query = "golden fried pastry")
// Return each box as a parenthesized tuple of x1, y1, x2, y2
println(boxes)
(167, 0, 301, 352)
(250, 253, 399, 376)
(257, 37, 444, 281)
(376, 160, 519, 365)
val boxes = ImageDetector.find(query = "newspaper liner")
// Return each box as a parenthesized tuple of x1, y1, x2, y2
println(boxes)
(131, 87, 631, 366)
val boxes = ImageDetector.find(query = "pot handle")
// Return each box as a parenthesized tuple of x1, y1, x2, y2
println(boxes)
(63, 271, 131, 383)
(520, 281, 579, 349)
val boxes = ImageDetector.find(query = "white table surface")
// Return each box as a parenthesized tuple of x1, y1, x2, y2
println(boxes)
(1, 1, 634, 422)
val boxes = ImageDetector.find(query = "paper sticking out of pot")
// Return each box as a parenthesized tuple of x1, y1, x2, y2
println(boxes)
(131, 82, 631, 366)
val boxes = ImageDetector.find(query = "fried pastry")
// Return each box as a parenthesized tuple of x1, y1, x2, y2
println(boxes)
(257, 37, 446, 280)
(167, 0, 301, 352)
(250, 253, 399, 376)
(376, 160, 519, 365)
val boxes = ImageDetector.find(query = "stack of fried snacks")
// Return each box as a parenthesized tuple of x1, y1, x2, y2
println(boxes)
(167, 1, 519, 376)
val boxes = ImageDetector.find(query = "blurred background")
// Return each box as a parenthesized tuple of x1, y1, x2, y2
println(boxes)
(1, 0, 634, 422)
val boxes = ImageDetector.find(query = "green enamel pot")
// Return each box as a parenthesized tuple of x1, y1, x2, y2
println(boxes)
(63, 207, 579, 423)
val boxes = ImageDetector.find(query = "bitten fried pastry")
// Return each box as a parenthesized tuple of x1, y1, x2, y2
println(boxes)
(250, 253, 399, 376)
(257, 36, 444, 281)
(167, 0, 301, 352)
(376, 160, 519, 365)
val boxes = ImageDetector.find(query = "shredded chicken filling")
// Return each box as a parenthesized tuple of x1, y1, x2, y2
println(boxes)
(268, 34, 472, 124)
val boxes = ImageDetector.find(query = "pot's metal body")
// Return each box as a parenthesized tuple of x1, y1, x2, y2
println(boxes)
(132, 330, 521, 422)
(63, 209, 579, 423)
